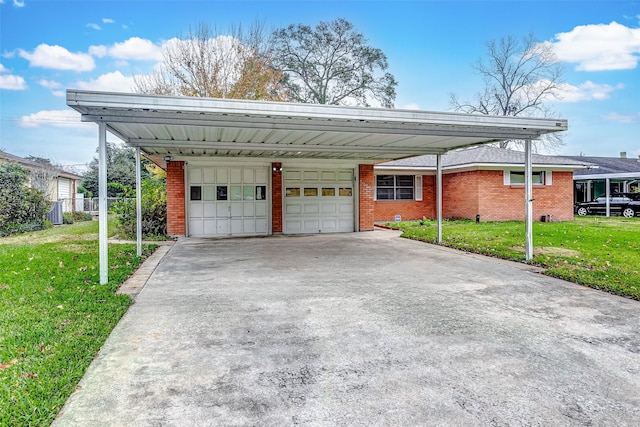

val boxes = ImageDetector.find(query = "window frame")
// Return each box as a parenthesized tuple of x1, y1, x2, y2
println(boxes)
(505, 170, 550, 186)
(375, 174, 416, 201)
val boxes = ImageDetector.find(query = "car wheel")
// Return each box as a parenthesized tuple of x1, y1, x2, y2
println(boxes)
(622, 207, 635, 218)
(577, 207, 588, 216)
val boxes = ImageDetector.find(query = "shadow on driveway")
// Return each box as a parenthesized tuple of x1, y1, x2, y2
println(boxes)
(53, 229, 640, 426)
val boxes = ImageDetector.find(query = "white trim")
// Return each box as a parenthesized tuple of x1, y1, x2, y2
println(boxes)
(575, 172, 640, 180)
(415, 175, 423, 201)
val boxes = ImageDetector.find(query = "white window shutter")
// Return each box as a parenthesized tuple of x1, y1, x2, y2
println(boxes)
(415, 175, 423, 201)
(546, 170, 552, 186)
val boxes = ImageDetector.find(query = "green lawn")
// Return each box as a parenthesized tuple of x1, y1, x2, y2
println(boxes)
(387, 216, 640, 300)
(0, 220, 155, 426)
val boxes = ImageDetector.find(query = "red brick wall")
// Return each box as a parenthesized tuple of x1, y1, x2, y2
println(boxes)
(359, 164, 375, 231)
(374, 176, 436, 221)
(443, 170, 574, 222)
(166, 161, 186, 236)
(271, 163, 283, 233)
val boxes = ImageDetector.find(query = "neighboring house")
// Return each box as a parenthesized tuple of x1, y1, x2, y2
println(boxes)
(564, 153, 640, 203)
(375, 146, 593, 222)
(0, 151, 83, 212)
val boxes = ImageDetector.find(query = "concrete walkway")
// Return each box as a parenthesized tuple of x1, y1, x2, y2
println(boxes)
(53, 229, 640, 426)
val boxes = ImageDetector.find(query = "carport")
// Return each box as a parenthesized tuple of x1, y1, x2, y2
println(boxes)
(66, 90, 568, 283)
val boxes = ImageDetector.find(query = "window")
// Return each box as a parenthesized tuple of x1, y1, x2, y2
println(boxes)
(508, 171, 546, 185)
(376, 175, 414, 200)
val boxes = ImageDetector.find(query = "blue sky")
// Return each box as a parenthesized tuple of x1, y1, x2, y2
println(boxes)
(1, 0, 639, 171)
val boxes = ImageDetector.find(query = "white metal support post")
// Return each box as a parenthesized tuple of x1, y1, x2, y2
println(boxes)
(524, 139, 533, 261)
(436, 153, 443, 243)
(135, 147, 142, 257)
(98, 123, 108, 284)
(605, 178, 611, 217)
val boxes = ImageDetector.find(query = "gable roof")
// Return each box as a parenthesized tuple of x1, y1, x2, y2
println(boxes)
(376, 145, 593, 171)
(0, 151, 83, 180)
(565, 155, 640, 178)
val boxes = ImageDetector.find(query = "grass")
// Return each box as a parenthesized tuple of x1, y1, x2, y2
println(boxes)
(0, 220, 155, 426)
(385, 216, 640, 300)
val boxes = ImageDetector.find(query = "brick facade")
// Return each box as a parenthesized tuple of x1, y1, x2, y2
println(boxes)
(358, 164, 375, 231)
(374, 176, 436, 222)
(443, 170, 575, 222)
(374, 170, 575, 223)
(166, 161, 186, 236)
(271, 163, 283, 233)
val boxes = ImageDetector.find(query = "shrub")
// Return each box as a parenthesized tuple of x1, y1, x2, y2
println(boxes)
(0, 163, 50, 236)
(71, 211, 93, 222)
(110, 177, 167, 239)
(62, 212, 74, 224)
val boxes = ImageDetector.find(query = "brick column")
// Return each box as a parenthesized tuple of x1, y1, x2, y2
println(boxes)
(271, 163, 283, 233)
(359, 164, 375, 231)
(166, 161, 186, 236)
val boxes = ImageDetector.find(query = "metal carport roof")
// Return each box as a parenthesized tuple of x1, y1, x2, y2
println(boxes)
(66, 90, 568, 283)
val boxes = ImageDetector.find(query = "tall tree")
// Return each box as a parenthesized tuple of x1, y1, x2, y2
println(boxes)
(449, 34, 565, 151)
(134, 22, 288, 101)
(271, 18, 397, 107)
(82, 143, 151, 198)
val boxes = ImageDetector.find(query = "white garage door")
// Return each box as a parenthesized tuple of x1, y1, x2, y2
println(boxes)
(283, 168, 354, 234)
(188, 166, 269, 237)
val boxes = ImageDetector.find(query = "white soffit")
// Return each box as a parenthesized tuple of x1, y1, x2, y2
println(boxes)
(66, 90, 568, 161)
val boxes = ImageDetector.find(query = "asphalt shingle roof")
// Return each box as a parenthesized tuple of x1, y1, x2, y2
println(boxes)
(378, 145, 593, 169)
(564, 155, 640, 176)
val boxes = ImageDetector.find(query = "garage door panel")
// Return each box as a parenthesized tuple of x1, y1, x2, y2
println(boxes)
(189, 166, 269, 237)
(284, 168, 354, 234)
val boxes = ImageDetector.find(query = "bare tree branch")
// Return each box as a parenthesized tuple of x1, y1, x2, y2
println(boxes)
(450, 33, 565, 152)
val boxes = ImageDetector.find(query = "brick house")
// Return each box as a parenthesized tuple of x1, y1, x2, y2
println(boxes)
(67, 90, 569, 281)
(374, 146, 592, 223)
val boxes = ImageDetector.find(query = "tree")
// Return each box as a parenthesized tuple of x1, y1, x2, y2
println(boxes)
(134, 22, 288, 101)
(25, 156, 60, 200)
(82, 143, 151, 198)
(0, 162, 50, 236)
(449, 34, 565, 151)
(271, 18, 397, 107)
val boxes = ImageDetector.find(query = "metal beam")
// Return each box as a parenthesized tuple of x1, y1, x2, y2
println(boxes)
(98, 123, 108, 284)
(525, 139, 533, 261)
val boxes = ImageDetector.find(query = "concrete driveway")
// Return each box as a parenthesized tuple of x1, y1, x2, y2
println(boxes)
(53, 229, 640, 426)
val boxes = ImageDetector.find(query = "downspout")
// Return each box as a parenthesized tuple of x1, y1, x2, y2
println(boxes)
(525, 139, 533, 261)
(98, 123, 108, 284)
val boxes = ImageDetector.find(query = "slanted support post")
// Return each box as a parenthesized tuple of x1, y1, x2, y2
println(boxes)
(98, 123, 108, 284)
(135, 147, 142, 257)
(436, 153, 443, 243)
(525, 139, 533, 261)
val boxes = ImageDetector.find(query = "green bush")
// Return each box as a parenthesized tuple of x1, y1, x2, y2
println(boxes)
(62, 212, 74, 224)
(110, 177, 167, 239)
(71, 211, 93, 222)
(0, 163, 50, 236)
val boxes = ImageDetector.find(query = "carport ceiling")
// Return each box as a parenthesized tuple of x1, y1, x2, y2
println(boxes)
(67, 90, 568, 160)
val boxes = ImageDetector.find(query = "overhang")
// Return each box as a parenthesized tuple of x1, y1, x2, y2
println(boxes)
(66, 90, 568, 161)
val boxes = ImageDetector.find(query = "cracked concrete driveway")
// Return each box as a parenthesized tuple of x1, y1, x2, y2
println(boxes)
(53, 229, 640, 426)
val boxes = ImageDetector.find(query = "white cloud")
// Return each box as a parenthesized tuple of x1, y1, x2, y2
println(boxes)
(0, 73, 27, 90)
(19, 44, 95, 71)
(38, 79, 62, 89)
(602, 112, 640, 124)
(19, 110, 88, 128)
(87, 23, 102, 31)
(13, 0, 25, 7)
(89, 37, 162, 61)
(544, 22, 640, 71)
(74, 70, 135, 92)
(102, 18, 115, 24)
(0, 63, 7, 72)
(553, 80, 624, 102)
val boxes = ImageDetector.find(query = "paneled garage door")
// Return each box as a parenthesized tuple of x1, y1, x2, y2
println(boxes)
(188, 166, 269, 237)
(283, 168, 354, 234)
